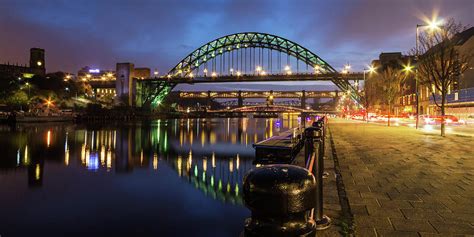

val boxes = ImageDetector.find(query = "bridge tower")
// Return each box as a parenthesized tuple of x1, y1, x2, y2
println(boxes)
(116, 63, 135, 106)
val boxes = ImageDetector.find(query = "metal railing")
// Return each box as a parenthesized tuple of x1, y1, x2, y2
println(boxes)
(304, 116, 331, 230)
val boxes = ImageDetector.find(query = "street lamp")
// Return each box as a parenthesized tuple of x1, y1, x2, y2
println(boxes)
(256, 66, 262, 75)
(25, 82, 30, 98)
(415, 16, 443, 129)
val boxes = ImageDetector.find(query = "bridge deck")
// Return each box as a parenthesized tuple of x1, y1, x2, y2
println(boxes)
(143, 72, 364, 84)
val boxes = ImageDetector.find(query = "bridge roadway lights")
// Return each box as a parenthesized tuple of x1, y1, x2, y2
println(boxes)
(242, 165, 317, 237)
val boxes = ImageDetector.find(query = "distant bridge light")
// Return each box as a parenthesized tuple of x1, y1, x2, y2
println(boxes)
(189, 72, 194, 78)
(211, 72, 217, 77)
(284, 65, 291, 71)
(256, 66, 262, 73)
(236, 71, 241, 77)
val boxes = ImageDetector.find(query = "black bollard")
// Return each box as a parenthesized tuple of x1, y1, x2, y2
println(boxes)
(243, 165, 317, 237)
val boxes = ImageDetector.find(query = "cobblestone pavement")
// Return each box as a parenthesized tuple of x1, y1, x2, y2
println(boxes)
(328, 118, 474, 236)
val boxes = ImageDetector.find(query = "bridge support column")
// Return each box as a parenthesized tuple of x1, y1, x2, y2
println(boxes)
(238, 90, 243, 107)
(207, 90, 212, 108)
(267, 90, 274, 106)
(301, 90, 306, 109)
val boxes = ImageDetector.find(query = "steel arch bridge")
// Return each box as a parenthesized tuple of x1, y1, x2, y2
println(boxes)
(136, 32, 361, 108)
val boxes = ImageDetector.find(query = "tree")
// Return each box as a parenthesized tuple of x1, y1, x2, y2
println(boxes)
(7, 90, 29, 110)
(416, 19, 473, 136)
(378, 67, 408, 126)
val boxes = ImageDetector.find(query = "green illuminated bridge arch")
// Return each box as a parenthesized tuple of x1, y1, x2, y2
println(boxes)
(136, 32, 361, 108)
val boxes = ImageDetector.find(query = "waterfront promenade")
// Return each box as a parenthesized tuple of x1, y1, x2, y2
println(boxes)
(328, 118, 474, 236)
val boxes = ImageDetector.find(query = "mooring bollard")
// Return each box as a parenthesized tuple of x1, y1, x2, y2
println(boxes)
(242, 165, 317, 237)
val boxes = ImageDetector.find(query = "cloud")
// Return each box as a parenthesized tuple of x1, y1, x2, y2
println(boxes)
(0, 0, 472, 78)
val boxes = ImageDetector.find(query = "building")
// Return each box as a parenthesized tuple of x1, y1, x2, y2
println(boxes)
(419, 27, 474, 119)
(0, 48, 46, 78)
(74, 64, 150, 104)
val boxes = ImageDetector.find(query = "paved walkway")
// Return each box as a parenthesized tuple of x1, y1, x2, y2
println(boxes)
(328, 118, 474, 236)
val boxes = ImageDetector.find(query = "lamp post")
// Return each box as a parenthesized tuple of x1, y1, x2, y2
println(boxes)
(415, 18, 442, 129)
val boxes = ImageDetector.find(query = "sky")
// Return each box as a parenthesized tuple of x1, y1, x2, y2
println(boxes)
(0, 0, 473, 90)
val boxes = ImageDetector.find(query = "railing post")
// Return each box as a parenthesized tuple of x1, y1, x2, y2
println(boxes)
(313, 118, 331, 230)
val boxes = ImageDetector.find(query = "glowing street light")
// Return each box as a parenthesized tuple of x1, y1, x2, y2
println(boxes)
(367, 65, 376, 74)
(230, 68, 234, 75)
(189, 72, 194, 78)
(236, 71, 242, 77)
(403, 64, 414, 73)
(203, 68, 208, 77)
(256, 66, 262, 75)
(211, 72, 217, 78)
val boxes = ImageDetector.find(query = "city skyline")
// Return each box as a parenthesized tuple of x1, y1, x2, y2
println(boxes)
(1, 0, 473, 75)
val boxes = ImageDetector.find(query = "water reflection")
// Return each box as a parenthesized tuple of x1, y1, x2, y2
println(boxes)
(0, 116, 300, 205)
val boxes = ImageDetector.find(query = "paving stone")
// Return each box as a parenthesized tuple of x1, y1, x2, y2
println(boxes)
(429, 220, 474, 235)
(389, 218, 436, 232)
(354, 216, 392, 229)
(354, 227, 377, 237)
(375, 228, 420, 237)
(400, 208, 444, 221)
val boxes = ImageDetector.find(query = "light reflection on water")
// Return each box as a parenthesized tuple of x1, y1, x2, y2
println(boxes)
(0, 116, 300, 236)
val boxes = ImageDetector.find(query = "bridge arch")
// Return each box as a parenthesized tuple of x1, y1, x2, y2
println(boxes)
(137, 32, 361, 108)
(168, 32, 337, 76)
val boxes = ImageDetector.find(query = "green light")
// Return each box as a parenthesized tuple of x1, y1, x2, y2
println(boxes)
(202, 172, 206, 182)
(194, 165, 198, 177)
(218, 180, 222, 191)
(211, 176, 214, 187)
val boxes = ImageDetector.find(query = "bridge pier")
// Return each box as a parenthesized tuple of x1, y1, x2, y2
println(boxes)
(266, 90, 274, 106)
(301, 90, 306, 109)
(207, 90, 212, 108)
(238, 90, 243, 107)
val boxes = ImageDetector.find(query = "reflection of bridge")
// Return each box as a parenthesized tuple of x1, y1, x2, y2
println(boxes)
(130, 32, 364, 109)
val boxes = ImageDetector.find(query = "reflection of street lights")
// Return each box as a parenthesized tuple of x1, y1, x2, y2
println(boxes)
(415, 16, 443, 129)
